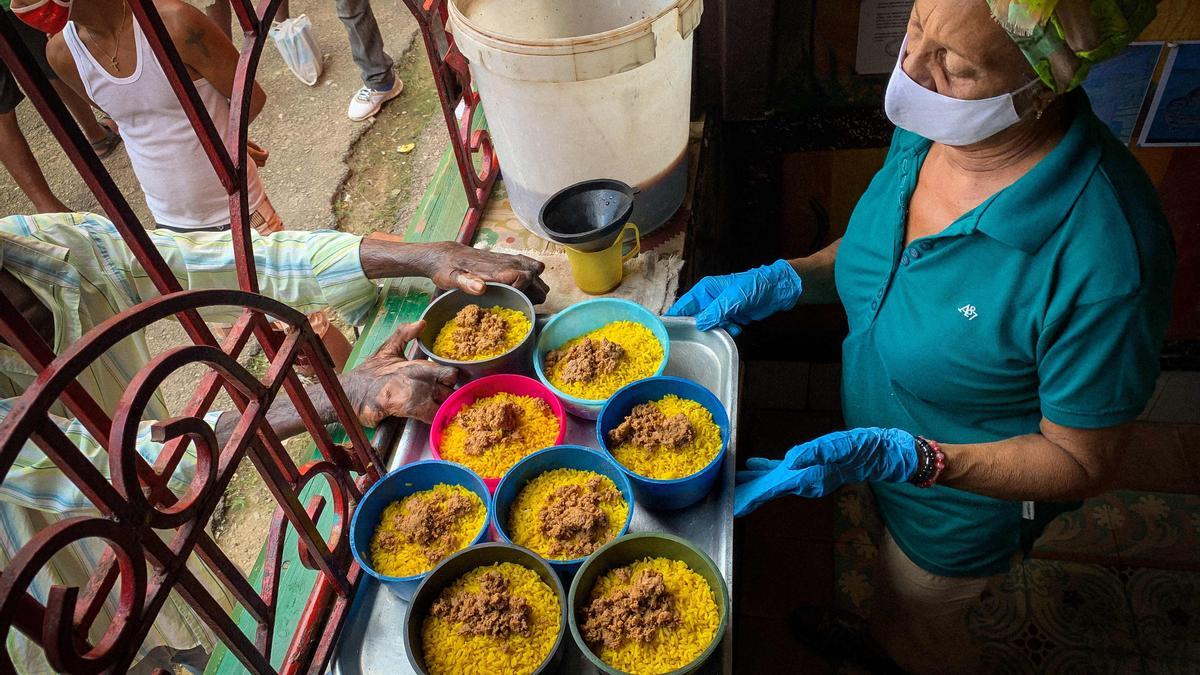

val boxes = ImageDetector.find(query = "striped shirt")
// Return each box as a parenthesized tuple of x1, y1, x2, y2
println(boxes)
(0, 212, 378, 671)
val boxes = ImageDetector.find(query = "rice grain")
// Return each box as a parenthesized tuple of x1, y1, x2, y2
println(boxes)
(421, 562, 560, 675)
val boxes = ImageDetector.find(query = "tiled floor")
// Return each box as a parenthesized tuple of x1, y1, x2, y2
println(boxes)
(825, 487, 1200, 674)
(1036, 491, 1200, 570)
(735, 361, 1200, 674)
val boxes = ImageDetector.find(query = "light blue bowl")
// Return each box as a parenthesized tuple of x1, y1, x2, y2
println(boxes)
(597, 377, 730, 510)
(349, 460, 491, 600)
(492, 445, 635, 580)
(533, 298, 670, 419)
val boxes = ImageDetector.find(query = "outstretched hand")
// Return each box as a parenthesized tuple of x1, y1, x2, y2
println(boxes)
(425, 242, 550, 304)
(340, 321, 458, 425)
(666, 259, 803, 336)
(734, 428, 919, 517)
(360, 238, 551, 305)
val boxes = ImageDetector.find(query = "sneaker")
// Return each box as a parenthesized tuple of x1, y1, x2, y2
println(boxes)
(347, 80, 404, 121)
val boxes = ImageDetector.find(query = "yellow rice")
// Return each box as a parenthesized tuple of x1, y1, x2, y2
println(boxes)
(439, 393, 561, 478)
(610, 395, 723, 480)
(507, 469, 629, 560)
(545, 321, 664, 400)
(585, 557, 720, 675)
(432, 305, 531, 361)
(421, 562, 560, 675)
(368, 484, 486, 578)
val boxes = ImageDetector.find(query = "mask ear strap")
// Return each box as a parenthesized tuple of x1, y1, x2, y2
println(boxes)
(1015, 77, 1046, 95)
(1013, 76, 1052, 119)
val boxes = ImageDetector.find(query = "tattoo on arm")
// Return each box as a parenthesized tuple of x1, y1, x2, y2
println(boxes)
(184, 27, 211, 58)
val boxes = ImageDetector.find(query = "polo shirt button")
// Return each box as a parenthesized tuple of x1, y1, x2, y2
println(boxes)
(900, 254, 910, 266)
(876, 288, 885, 299)
(871, 299, 879, 310)
(919, 241, 933, 251)
(909, 247, 922, 259)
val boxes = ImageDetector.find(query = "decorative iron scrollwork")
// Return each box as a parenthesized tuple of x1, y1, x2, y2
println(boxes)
(401, 0, 501, 242)
(0, 517, 146, 673)
(0, 0, 502, 666)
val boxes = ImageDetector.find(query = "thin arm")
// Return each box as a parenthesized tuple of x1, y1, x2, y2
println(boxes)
(788, 238, 842, 304)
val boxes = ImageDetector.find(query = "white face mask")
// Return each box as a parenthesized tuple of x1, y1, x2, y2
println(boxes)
(884, 37, 1042, 146)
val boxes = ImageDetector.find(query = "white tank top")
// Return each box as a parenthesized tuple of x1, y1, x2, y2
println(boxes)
(62, 20, 264, 230)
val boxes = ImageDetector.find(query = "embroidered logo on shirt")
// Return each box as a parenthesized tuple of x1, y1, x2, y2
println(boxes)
(958, 304, 978, 321)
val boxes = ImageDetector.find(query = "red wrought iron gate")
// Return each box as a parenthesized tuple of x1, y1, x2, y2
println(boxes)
(0, 0, 496, 671)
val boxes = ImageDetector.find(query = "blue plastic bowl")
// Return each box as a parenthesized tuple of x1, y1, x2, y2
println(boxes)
(492, 445, 635, 580)
(349, 460, 491, 600)
(596, 376, 731, 510)
(533, 298, 670, 419)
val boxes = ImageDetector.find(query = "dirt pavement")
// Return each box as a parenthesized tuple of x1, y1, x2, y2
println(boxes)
(2, 0, 423, 230)
(1, 1, 451, 572)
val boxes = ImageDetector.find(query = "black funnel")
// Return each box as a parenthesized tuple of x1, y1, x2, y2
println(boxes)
(538, 179, 635, 253)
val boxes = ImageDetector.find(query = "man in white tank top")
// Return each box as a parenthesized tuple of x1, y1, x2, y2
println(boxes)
(1, 7, 121, 213)
(41, 0, 279, 233)
(35, 0, 376, 371)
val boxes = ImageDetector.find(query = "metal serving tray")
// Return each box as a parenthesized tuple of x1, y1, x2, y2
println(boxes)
(331, 316, 739, 674)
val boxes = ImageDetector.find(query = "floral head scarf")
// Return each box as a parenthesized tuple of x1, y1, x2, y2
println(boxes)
(986, 0, 1159, 92)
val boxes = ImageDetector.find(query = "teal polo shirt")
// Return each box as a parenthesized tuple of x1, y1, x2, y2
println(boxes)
(834, 92, 1175, 578)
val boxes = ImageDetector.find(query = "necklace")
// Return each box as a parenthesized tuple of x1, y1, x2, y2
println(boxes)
(84, 6, 129, 71)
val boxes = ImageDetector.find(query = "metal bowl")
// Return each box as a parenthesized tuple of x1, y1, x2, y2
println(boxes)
(404, 542, 568, 675)
(568, 533, 730, 675)
(416, 282, 537, 381)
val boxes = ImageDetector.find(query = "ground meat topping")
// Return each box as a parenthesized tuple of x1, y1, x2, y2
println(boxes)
(431, 570, 533, 638)
(455, 400, 525, 455)
(581, 568, 680, 650)
(537, 479, 621, 558)
(545, 338, 625, 384)
(450, 304, 509, 359)
(607, 403, 695, 450)
(378, 492, 475, 564)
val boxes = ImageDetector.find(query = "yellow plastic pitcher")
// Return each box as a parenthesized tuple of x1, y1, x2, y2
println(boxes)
(564, 222, 640, 294)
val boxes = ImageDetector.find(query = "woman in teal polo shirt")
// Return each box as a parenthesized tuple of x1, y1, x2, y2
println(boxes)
(670, 0, 1174, 671)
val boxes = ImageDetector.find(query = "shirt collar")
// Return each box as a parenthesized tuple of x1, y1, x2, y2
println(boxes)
(0, 216, 84, 376)
(972, 92, 1102, 253)
(894, 91, 1102, 254)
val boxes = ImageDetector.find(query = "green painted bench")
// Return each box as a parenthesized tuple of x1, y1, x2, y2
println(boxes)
(205, 144, 480, 674)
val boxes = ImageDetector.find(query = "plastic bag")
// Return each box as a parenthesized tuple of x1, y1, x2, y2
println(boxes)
(269, 15, 323, 86)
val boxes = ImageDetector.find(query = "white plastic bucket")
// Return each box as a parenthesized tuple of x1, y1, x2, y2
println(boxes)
(448, 0, 702, 238)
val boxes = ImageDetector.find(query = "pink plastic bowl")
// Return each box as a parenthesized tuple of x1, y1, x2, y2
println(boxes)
(429, 374, 568, 492)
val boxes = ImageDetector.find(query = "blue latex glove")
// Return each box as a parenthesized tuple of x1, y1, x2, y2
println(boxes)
(734, 428, 918, 517)
(666, 259, 803, 336)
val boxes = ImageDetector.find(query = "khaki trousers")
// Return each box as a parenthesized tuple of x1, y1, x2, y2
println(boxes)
(868, 530, 1006, 674)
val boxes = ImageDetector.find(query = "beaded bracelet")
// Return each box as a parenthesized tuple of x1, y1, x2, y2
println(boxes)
(910, 436, 946, 488)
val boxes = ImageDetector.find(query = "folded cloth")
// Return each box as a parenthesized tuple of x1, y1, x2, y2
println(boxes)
(481, 244, 684, 315)
(986, 0, 1158, 92)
